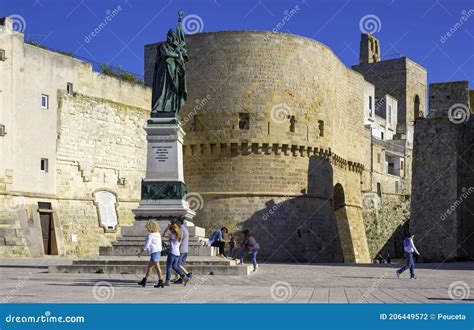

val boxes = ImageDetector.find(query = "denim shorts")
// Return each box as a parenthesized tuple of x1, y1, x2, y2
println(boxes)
(178, 253, 188, 265)
(150, 252, 161, 262)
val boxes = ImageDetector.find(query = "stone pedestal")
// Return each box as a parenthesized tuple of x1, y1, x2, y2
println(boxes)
(132, 116, 195, 221)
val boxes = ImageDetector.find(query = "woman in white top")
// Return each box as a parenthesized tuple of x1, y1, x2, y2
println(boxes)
(137, 220, 164, 288)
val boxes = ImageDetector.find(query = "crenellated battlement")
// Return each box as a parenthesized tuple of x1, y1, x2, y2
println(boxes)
(183, 142, 364, 174)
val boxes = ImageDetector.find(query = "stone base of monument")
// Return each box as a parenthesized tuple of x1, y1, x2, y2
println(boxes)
(49, 221, 252, 275)
(48, 256, 252, 276)
(100, 220, 215, 257)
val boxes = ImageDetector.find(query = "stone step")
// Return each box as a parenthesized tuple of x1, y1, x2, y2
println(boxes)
(71, 258, 237, 266)
(0, 218, 17, 225)
(109, 240, 208, 246)
(49, 258, 250, 276)
(116, 236, 207, 243)
(100, 244, 217, 257)
(120, 221, 206, 238)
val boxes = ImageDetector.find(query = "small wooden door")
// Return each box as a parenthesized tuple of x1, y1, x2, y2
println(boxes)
(40, 213, 52, 255)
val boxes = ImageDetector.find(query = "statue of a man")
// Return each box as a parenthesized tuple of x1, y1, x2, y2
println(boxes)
(151, 12, 188, 116)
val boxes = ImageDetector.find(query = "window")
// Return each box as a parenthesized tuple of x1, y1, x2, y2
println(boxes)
(388, 105, 392, 124)
(381, 132, 384, 140)
(289, 116, 296, 133)
(239, 113, 250, 130)
(40, 158, 49, 173)
(376, 182, 382, 197)
(0, 49, 6, 61)
(377, 153, 381, 163)
(369, 96, 372, 110)
(318, 120, 324, 137)
(401, 160, 404, 171)
(41, 94, 49, 109)
(66, 82, 73, 95)
(395, 181, 399, 194)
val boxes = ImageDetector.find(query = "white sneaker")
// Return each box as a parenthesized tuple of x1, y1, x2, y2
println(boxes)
(255, 264, 258, 269)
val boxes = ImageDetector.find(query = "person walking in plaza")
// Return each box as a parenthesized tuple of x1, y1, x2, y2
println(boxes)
(238, 229, 260, 272)
(396, 232, 420, 279)
(164, 223, 189, 286)
(173, 218, 192, 284)
(208, 226, 229, 257)
(137, 220, 164, 288)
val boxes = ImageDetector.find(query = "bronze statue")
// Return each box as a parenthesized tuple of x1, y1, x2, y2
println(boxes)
(151, 11, 188, 116)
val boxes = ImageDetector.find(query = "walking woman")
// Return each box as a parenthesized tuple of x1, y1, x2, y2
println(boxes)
(137, 220, 164, 288)
(239, 229, 260, 272)
(396, 232, 420, 279)
(165, 223, 189, 286)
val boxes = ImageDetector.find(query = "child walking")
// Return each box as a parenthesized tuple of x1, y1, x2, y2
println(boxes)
(137, 220, 164, 288)
(239, 229, 260, 272)
(165, 223, 189, 286)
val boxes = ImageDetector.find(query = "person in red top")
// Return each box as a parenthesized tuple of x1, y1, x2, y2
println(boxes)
(238, 229, 260, 272)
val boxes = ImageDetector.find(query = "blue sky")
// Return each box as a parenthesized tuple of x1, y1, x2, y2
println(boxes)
(1, 0, 473, 85)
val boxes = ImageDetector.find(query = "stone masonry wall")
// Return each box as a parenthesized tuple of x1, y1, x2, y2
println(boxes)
(410, 116, 474, 262)
(56, 92, 148, 256)
(146, 31, 370, 263)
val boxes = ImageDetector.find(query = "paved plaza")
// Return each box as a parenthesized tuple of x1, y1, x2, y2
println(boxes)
(0, 258, 473, 304)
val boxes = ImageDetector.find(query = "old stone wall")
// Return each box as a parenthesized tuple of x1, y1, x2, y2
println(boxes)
(410, 116, 474, 262)
(55, 92, 149, 256)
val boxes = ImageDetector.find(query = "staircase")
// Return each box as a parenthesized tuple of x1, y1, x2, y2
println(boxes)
(49, 220, 251, 275)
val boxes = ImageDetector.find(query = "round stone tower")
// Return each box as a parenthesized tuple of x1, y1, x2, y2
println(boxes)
(145, 31, 371, 263)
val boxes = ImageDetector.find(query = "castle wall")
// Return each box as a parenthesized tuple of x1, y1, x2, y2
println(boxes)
(352, 57, 427, 144)
(410, 116, 474, 261)
(146, 31, 370, 262)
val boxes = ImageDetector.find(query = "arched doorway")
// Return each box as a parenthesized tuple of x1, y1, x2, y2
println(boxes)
(333, 184, 356, 263)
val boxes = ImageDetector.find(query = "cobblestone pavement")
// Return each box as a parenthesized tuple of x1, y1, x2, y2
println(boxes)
(0, 259, 473, 303)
